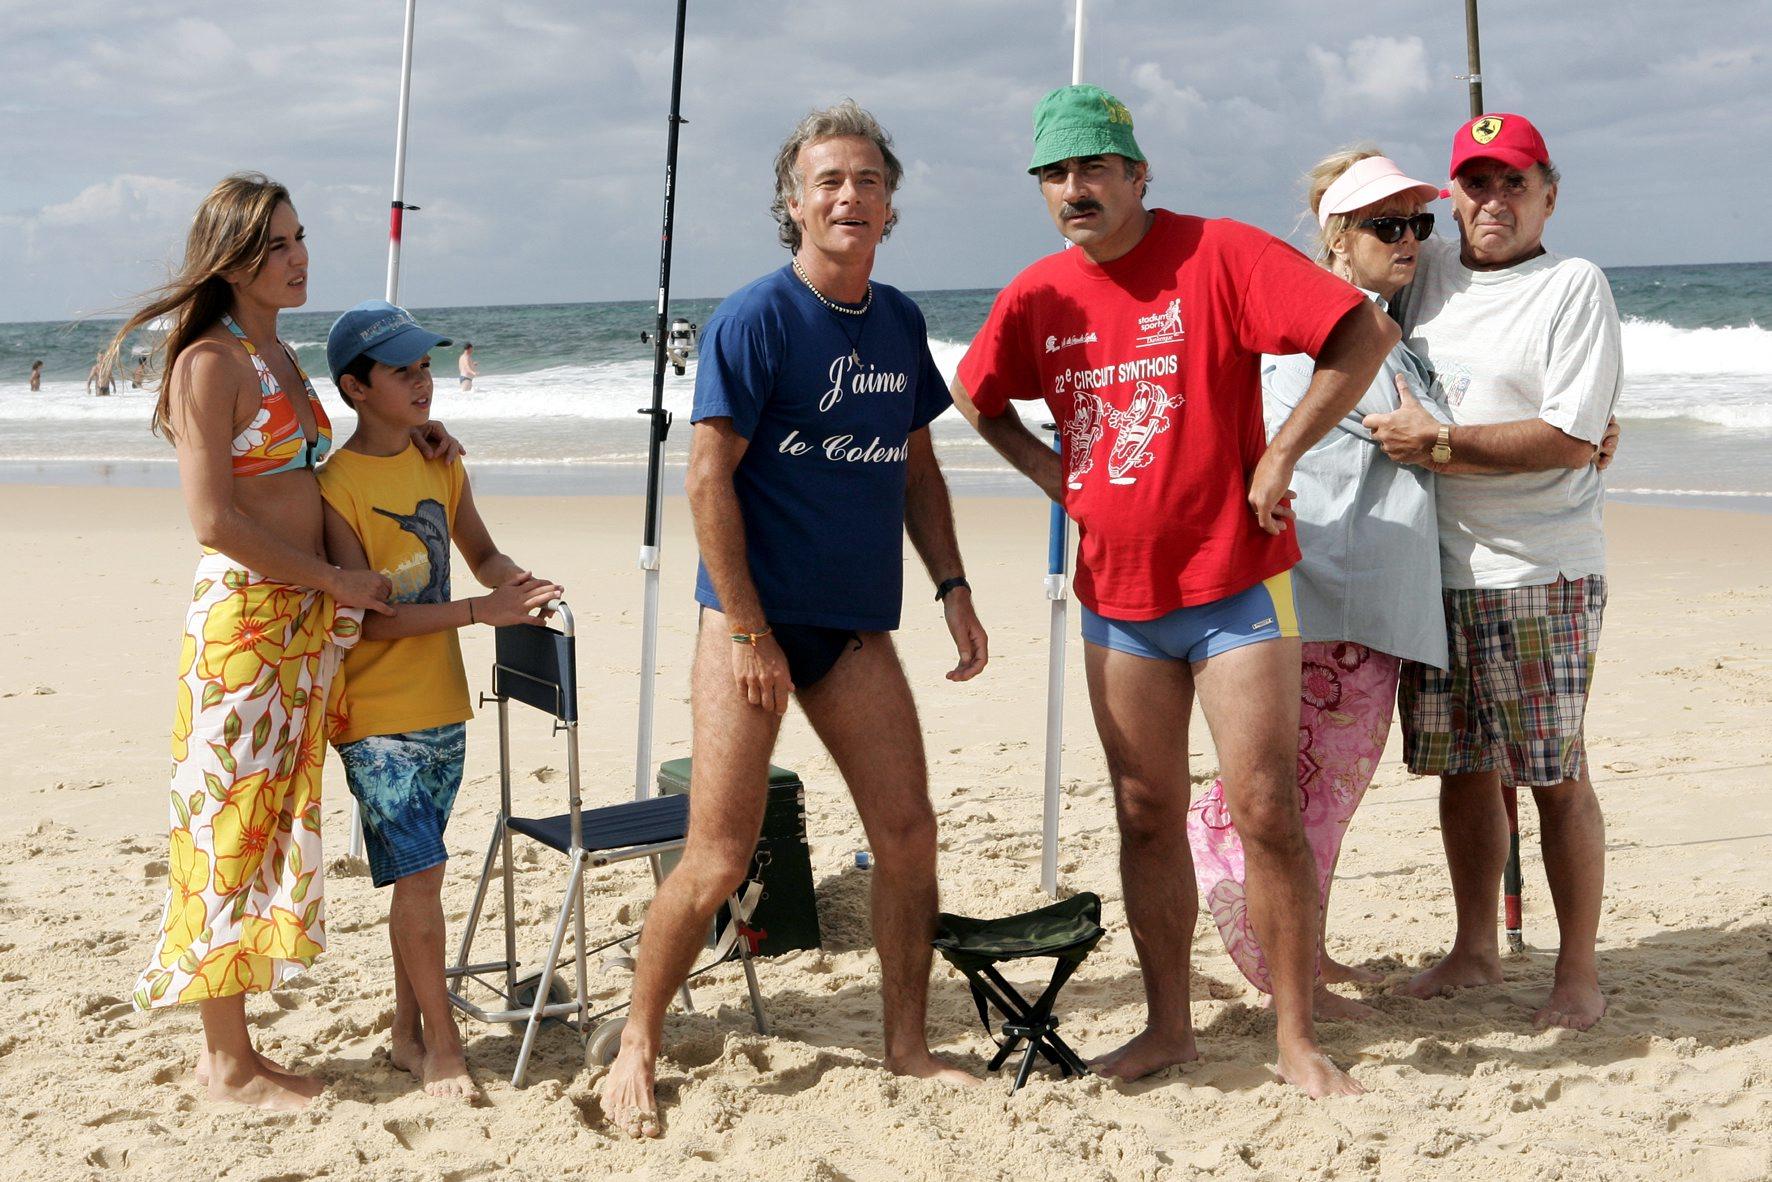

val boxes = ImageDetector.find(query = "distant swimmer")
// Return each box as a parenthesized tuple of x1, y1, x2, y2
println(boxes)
(132, 357, 148, 388)
(29, 360, 42, 391)
(87, 356, 113, 396)
(457, 342, 478, 391)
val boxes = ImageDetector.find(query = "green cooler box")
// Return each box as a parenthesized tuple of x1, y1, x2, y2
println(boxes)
(657, 757, 822, 956)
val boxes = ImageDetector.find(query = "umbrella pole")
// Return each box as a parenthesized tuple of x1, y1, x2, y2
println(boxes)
(1041, 431, 1070, 898)
(634, 0, 690, 802)
(352, 0, 421, 859)
(1037, 0, 1086, 898)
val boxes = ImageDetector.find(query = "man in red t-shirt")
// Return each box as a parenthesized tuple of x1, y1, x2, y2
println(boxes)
(952, 85, 1399, 1099)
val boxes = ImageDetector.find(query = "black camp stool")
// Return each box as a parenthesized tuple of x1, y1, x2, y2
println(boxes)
(934, 892, 1104, 1093)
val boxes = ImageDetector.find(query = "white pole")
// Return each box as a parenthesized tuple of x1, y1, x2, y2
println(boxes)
(1040, 0, 1084, 898)
(385, 0, 418, 303)
(1071, 0, 1086, 85)
(354, 0, 419, 860)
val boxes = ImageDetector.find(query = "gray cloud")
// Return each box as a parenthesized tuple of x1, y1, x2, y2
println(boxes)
(2, 0, 1765, 322)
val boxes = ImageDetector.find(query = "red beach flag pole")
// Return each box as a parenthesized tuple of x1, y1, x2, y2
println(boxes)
(384, 0, 420, 304)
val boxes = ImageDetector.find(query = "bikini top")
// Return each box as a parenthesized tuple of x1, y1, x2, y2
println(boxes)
(223, 315, 333, 478)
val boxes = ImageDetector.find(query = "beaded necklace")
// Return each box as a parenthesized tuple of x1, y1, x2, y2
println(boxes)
(792, 256, 871, 365)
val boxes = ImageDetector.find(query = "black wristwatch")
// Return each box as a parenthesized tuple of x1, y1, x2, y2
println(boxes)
(934, 575, 971, 601)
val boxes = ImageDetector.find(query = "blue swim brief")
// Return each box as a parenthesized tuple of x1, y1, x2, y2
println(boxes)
(336, 723, 467, 888)
(1081, 572, 1300, 664)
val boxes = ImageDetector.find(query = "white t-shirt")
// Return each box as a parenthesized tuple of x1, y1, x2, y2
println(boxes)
(1396, 235, 1623, 590)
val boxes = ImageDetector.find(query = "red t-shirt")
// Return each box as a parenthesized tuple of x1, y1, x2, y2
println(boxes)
(959, 210, 1364, 619)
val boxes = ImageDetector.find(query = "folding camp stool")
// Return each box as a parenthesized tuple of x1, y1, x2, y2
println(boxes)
(933, 892, 1103, 1093)
(444, 601, 769, 1088)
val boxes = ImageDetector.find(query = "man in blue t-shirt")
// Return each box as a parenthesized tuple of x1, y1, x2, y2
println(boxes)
(602, 101, 989, 1137)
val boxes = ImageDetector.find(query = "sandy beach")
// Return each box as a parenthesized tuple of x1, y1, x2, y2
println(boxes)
(1, 485, 1768, 1182)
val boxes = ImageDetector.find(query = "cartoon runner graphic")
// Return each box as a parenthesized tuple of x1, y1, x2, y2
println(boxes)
(1063, 392, 1105, 489)
(1106, 380, 1181, 484)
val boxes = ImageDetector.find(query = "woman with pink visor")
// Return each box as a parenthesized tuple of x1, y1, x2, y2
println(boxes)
(1186, 149, 1452, 1018)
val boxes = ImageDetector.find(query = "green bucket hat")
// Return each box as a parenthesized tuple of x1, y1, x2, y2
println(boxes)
(1028, 84, 1145, 174)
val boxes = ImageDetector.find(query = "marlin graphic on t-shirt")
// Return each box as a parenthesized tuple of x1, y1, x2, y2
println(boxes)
(373, 498, 451, 604)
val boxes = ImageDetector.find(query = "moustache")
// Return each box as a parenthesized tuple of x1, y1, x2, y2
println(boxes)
(1061, 200, 1103, 218)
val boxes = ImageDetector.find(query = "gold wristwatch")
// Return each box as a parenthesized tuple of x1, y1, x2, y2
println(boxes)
(1430, 425, 1453, 466)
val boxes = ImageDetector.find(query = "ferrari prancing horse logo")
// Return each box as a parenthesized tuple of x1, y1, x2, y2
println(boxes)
(1472, 116, 1503, 144)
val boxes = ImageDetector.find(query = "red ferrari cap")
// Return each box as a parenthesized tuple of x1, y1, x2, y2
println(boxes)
(1449, 112, 1550, 176)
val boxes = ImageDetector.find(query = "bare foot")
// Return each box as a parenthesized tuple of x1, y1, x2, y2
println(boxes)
(1320, 955, 1384, 986)
(1274, 1042, 1363, 1098)
(421, 1044, 481, 1102)
(1392, 950, 1502, 999)
(194, 1048, 287, 1087)
(1089, 1027, 1200, 1082)
(883, 1050, 981, 1088)
(1534, 977, 1606, 1031)
(390, 1028, 426, 1079)
(1313, 986, 1378, 1022)
(601, 1043, 661, 1139)
(205, 1059, 324, 1111)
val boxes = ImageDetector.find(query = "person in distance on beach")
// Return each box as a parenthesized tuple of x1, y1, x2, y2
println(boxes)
(87, 354, 113, 396)
(950, 85, 1400, 1098)
(1365, 113, 1624, 1031)
(108, 173, 464, 1112)
(30, 359, 43, 391)
(457, 341, 477, 391)
(600, 99, 989, 1138)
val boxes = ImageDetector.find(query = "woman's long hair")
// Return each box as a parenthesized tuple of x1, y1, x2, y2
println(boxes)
(100, 173, 293, 440)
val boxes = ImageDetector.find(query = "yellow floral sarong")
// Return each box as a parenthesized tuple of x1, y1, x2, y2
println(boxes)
(133, 554, 361, 1010)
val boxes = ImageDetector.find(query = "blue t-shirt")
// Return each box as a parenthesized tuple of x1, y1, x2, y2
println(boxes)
(691, 265, 952, 631)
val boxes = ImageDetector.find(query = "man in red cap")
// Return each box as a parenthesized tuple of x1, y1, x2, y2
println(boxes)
(1365, 113, 1623, 1031)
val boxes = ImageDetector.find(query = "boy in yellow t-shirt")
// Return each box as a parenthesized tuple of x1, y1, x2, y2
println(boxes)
(319, 300, 560, 1102)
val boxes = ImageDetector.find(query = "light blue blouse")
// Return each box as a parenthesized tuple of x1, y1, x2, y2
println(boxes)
(1262, 292, 1453, 669)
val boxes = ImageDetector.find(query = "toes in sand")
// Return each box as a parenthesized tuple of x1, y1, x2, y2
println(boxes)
(1089, 1028, 1201, 1082)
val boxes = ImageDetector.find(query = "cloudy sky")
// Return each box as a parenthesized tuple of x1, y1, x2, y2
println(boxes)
(3, 0, 1765, 323)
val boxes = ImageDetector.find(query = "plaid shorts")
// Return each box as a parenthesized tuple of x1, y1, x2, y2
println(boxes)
(1400, 575, 1606, 788)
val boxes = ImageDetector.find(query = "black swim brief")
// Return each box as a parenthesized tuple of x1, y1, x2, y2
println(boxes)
(770, 623, 862, 691)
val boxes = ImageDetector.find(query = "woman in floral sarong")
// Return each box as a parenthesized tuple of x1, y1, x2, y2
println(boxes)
(107, 174, 414, 1110)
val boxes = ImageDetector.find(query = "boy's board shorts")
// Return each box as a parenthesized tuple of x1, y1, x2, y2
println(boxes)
(1401, 575, 1606, 788)
(337, 723, 467, 888)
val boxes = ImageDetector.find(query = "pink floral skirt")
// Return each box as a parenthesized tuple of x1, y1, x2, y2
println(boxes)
(1185, 641, 1400, 993)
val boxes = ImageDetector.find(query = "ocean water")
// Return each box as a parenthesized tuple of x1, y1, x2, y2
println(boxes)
(2, 261, 1769, 510)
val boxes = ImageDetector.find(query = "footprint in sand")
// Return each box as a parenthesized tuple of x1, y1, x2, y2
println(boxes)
(84, 1146, 129, 1170)
(384, 1116, 457, 1153)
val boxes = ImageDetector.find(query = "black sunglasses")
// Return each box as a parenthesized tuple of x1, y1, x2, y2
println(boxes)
(1356, 213, 1435, 244)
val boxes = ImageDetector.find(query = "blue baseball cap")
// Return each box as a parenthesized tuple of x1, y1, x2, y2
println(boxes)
(325, 300, 452, 385)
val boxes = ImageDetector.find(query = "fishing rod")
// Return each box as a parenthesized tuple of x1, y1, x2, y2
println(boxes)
(1458, 0, 1524, 956)
(633, 0, 690, 801)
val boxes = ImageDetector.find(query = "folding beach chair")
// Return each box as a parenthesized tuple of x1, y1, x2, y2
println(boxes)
(934, 892, 1104, 1093)
(445, 601, 769, 1088)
